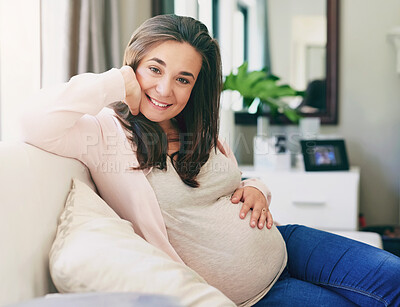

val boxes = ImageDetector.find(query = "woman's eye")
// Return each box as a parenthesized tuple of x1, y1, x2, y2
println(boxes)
(149, 67, 160, 74)
(177, 77, 189, 84)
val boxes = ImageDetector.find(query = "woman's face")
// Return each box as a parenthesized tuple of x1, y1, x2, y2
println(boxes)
(135, 41, 203, 130)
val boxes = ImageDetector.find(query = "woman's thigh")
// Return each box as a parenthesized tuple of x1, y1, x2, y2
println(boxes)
(277, 224, 400, 307)
(253, 269, 356, 307)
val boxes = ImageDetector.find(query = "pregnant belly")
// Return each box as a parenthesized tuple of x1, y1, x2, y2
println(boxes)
(162, 198, 287, 305)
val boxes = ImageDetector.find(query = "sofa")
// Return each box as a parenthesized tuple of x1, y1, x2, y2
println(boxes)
(0, 142, 383, 307)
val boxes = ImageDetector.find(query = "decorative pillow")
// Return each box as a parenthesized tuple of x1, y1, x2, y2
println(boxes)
(11, 293, 181, 307)
(49, 178, 234, 307)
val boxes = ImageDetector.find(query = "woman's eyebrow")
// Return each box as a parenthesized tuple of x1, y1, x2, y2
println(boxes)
(147, 57, 195, 80)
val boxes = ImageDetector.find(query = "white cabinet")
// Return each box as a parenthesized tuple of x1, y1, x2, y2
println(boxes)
(240, 166, 360, 231)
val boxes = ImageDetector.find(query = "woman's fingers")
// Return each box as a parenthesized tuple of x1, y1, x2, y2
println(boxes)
(265, 210, 273, 229)
(120, 65, 142, 115)
(252, 207, 273, 229)
(124, 91, 145, 116)
(232, 188, 252, 220)
(257, 208, 268, 229)
(239, 202, 251, 220)
(233, 186, 273, 229)
(247, 202, 266, 228)
(231, 187, 244, 204)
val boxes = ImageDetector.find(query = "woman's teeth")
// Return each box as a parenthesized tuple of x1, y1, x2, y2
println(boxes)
(149, 97, 170, 108)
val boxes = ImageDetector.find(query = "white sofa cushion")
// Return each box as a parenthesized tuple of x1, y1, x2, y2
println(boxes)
(329, 230, 383, 249)
(0, 142, 94, 306)
(49, 178, 234, 307)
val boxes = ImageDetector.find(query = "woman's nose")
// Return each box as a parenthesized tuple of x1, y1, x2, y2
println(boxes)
(156, 77, 172, 97)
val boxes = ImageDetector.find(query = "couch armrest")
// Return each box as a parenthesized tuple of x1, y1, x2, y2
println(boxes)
(0, 142, 94, 306)
(329, 230, 383, 249)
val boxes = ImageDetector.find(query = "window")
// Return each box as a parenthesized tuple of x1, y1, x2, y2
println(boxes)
(0, 0, 41, 141)
(236, 4, 248, 63)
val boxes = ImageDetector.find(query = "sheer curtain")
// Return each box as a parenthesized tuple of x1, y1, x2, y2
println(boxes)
(41, 0, 121, 87)
(0, 0, 148, 141)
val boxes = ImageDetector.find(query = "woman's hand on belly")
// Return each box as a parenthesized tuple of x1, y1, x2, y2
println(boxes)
(231, 186, 273, 230)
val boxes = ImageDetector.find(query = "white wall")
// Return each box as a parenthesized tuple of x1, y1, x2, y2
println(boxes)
(119, 0, 151, 62)
(321, 0, 400, 226)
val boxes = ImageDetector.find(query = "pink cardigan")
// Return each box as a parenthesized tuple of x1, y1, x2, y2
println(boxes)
(21, 68, 271, 263)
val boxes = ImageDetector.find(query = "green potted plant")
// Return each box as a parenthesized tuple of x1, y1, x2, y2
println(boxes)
(223, 62, 304, 123)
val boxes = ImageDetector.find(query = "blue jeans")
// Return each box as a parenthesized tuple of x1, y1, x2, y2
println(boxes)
(254, 225, 400, 307)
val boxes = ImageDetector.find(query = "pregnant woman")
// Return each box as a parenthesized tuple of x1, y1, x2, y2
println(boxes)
(22, 14, 400, 306)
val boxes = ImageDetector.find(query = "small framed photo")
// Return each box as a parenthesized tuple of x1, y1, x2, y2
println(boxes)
(300, 139, 350, 171)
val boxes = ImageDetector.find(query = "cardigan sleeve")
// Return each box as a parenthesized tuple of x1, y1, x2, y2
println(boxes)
(21, 68, 126, 165)
(217, 138, 272, 207)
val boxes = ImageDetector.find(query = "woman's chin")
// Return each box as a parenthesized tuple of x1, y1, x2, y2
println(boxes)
(141, 113, 163, 123)
(140, 107, 176, 124)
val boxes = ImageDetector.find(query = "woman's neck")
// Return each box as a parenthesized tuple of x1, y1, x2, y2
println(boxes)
(159, 119, 180, 155)
(158, 119, 173, 133)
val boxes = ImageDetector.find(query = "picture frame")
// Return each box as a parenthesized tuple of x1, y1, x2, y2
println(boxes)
(300, 139, 350, 171)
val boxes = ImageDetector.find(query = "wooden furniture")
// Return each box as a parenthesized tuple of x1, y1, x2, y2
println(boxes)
(240, 166, 360, 231)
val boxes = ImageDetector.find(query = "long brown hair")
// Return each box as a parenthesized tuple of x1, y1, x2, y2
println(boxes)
(113, 15, 222, 187)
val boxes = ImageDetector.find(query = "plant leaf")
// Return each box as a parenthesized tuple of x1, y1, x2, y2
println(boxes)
(223, 62, 302, 123)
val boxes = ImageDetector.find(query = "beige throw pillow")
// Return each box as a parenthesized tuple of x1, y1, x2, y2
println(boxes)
(49, 178, 234, 307)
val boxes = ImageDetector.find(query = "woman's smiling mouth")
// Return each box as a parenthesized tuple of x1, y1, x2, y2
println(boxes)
(146, 94, 172, 109)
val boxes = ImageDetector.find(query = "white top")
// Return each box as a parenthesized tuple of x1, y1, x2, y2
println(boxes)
(147, 148, 287, 306)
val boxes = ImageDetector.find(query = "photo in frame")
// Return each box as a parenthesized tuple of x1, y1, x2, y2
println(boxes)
(300, 139, 350, 171)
